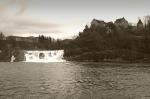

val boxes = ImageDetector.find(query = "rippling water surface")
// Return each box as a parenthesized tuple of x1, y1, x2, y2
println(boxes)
(0, 62, 150, 99)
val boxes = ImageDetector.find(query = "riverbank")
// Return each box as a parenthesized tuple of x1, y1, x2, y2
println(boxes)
(65, 56, 150, 63)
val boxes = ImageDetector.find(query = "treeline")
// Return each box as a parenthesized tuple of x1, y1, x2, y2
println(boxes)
(64, 16, 150, 62)
(0, 34, 70, 61)
(38, 35, 71, 50)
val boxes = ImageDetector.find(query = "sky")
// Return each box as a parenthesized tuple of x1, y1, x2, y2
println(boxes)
(0, 0, 150, 39)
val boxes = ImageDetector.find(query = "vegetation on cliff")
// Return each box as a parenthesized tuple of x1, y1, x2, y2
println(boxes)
(64, 16, 150, 62)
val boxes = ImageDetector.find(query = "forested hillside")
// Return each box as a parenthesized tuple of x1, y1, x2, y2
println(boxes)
(64, 16, 150, 62)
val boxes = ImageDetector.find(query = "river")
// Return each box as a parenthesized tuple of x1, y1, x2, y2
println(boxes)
(0, 62, 150, 99)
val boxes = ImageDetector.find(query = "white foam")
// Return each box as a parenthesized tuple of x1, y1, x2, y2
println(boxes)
(24, 50, 65, 62)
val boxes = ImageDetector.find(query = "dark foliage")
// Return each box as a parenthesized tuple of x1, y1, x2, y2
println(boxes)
(64, 18, 150, 62)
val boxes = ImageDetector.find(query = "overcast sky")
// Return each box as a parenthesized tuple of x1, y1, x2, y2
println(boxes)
(0, 0, 150, 39)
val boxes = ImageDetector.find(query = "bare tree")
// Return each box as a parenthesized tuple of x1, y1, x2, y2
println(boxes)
(143, 15, 150, 29)
(0, 32, 5, 40)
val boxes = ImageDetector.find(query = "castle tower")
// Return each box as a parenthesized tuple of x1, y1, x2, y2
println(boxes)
(137, 19, 144, 29)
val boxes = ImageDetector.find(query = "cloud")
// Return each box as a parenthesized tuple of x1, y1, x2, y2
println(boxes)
(0, 0, 78, 39)
(0, 0, 65, 38)
(0, 2, 8, 13)
(11, 0, 28, 15)
(0, 0, 28, 15)
(0, 15, 62, 36)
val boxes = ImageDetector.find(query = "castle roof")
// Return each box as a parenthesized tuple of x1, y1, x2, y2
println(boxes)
(92, 19, 105, 24)
(115, 17, 127, 23)
(137, 19, 143, 25)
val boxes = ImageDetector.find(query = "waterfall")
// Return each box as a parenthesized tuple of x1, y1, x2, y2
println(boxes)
(24, 50, 65, 62)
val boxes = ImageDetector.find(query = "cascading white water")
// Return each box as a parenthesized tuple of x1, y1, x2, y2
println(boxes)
(24, 50, 65, 62)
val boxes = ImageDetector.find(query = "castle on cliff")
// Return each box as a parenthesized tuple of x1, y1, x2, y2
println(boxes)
(90, 17, 144, 29)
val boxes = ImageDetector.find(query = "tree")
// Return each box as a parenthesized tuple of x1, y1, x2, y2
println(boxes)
(0, 32, 5, 40)
(143, 15, 150, 30)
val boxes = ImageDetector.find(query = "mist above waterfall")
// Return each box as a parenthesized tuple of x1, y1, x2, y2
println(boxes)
(25, 50, 65, 62)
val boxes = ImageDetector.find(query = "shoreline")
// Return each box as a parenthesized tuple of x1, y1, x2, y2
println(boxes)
(64, 57, 150, 64)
